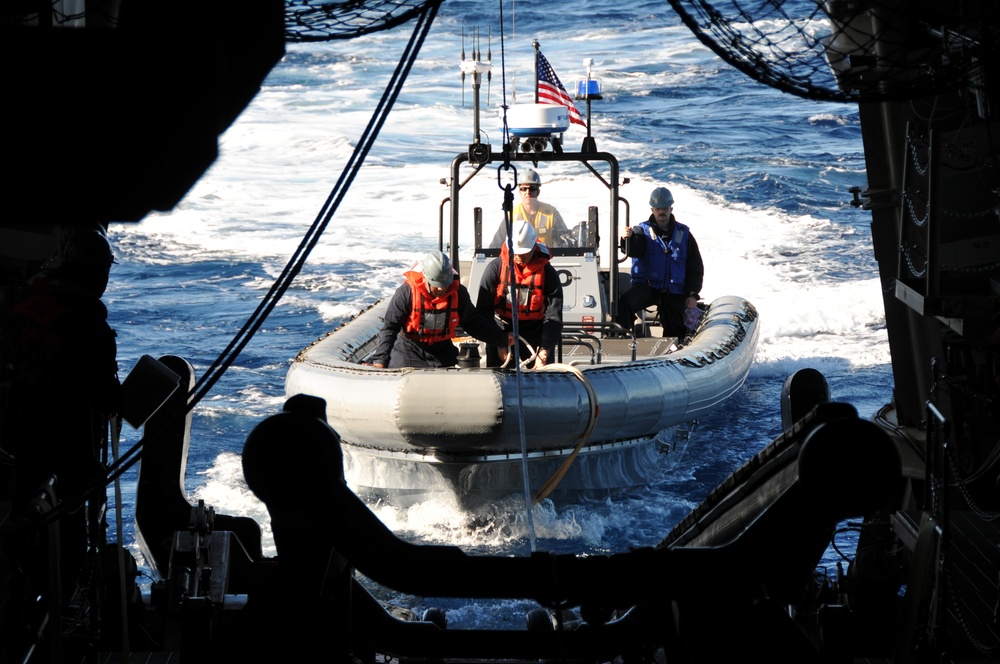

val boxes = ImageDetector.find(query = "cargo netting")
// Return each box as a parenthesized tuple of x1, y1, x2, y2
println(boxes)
(10, 0, 998, 103)
(4, 0, 439, 41)
(284, 0, 438, 41)
(667, 0, 1000, 103)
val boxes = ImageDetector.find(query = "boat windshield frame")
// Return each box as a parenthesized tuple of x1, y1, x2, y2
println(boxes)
(443, 148, 626, 314)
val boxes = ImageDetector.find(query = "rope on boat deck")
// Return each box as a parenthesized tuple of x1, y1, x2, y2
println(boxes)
(530, 362, 599, 504)
(499, 334, 538, 369)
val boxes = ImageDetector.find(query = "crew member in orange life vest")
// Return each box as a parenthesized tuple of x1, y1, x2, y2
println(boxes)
(477, 220, 564, 367)
(489, 168, 572, 249)
(368, 251, 512, 368)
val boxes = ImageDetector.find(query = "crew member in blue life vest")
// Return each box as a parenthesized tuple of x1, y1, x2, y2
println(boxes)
(616, 186, 705, 338)
(478, 220, 564, 367)
(368, 251, 512, 368)
(489, 168, 572, 249)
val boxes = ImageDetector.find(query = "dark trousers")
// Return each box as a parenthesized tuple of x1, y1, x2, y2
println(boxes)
(486, 335, 541, 368)
(616, 282, 687, 338)
(486, 320, 546, 367)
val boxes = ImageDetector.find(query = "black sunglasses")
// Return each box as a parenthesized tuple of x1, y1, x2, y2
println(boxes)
(519, 185, 539, 192)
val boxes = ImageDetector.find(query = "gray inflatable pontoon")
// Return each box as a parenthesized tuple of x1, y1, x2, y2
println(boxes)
(285, 295, 759, 504)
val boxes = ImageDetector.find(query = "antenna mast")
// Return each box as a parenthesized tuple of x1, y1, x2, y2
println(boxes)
(460, 27, 492, 163)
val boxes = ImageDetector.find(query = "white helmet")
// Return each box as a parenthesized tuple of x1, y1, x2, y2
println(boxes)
(520, 169, 541, 186)
(512, 220, 537, 255)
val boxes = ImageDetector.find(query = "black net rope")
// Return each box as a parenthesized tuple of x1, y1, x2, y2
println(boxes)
(5, 0, 439, 41)
(12, 1, 998, 103)
(285, 0, 436, 41)
(667, 0, 1000, 103)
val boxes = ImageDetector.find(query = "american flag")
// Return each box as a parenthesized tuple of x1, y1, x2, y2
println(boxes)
(536, 51, 587, 127)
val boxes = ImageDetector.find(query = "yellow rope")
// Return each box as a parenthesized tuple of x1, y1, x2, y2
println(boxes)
(530, 362, 599, 503)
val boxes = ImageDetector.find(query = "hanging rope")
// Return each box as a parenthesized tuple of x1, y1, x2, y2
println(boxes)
(531, 363, 599, 504)
(35, 1, 444, 529)
(495, 0, 537, 552)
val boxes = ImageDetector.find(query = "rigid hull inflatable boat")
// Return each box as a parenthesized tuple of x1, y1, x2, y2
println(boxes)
(285, 293, 759, 502)
(285, 40, 759, 503)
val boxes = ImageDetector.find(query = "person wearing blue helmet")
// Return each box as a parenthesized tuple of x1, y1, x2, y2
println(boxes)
(616, 186, 704, 339)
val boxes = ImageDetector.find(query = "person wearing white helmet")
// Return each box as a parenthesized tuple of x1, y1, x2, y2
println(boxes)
(490, 168, 572, 249)
(477, 220, 564, 367)
(616, 186, 704, 339)
(368, 250, 512, 368)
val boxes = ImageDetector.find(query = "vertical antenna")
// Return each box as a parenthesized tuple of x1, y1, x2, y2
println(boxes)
(533, 39, 540, 104)
(509, 1, 517, 102)
(460, 26, 492, 146)
(461, 27, 467, 106)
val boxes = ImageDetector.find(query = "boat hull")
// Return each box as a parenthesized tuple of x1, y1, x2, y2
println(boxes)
(342, 433, 679, 506)
(285, 295, 759, 501)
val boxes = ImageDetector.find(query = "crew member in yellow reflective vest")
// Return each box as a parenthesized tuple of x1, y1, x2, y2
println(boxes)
(490, 168, 571, 249)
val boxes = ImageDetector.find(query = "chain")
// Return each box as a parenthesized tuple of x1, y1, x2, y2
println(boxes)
(900, 242, 928, 278)
(942, 205, 1000, 220)
(945, 443, 1000, 522)
(943, 564, 1000, 654)
(940, 260, 1000, 273)
(908, 136, 930, 177)
(903, 188, 930, 227)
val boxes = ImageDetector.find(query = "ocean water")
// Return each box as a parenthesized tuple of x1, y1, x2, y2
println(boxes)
(104, 0, 890, 629)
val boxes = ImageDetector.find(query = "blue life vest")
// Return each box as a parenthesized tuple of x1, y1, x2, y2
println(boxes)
(630, 219, 691, 294)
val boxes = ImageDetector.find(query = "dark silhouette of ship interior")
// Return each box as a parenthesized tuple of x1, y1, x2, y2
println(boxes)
(2, 1, 999, 662)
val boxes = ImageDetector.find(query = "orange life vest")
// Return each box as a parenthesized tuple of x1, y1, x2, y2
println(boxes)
(403, 270, 461, 344)
(494, 244, 549, 322)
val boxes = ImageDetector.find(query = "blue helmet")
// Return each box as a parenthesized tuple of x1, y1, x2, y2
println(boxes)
(649, 187, 674, 208)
